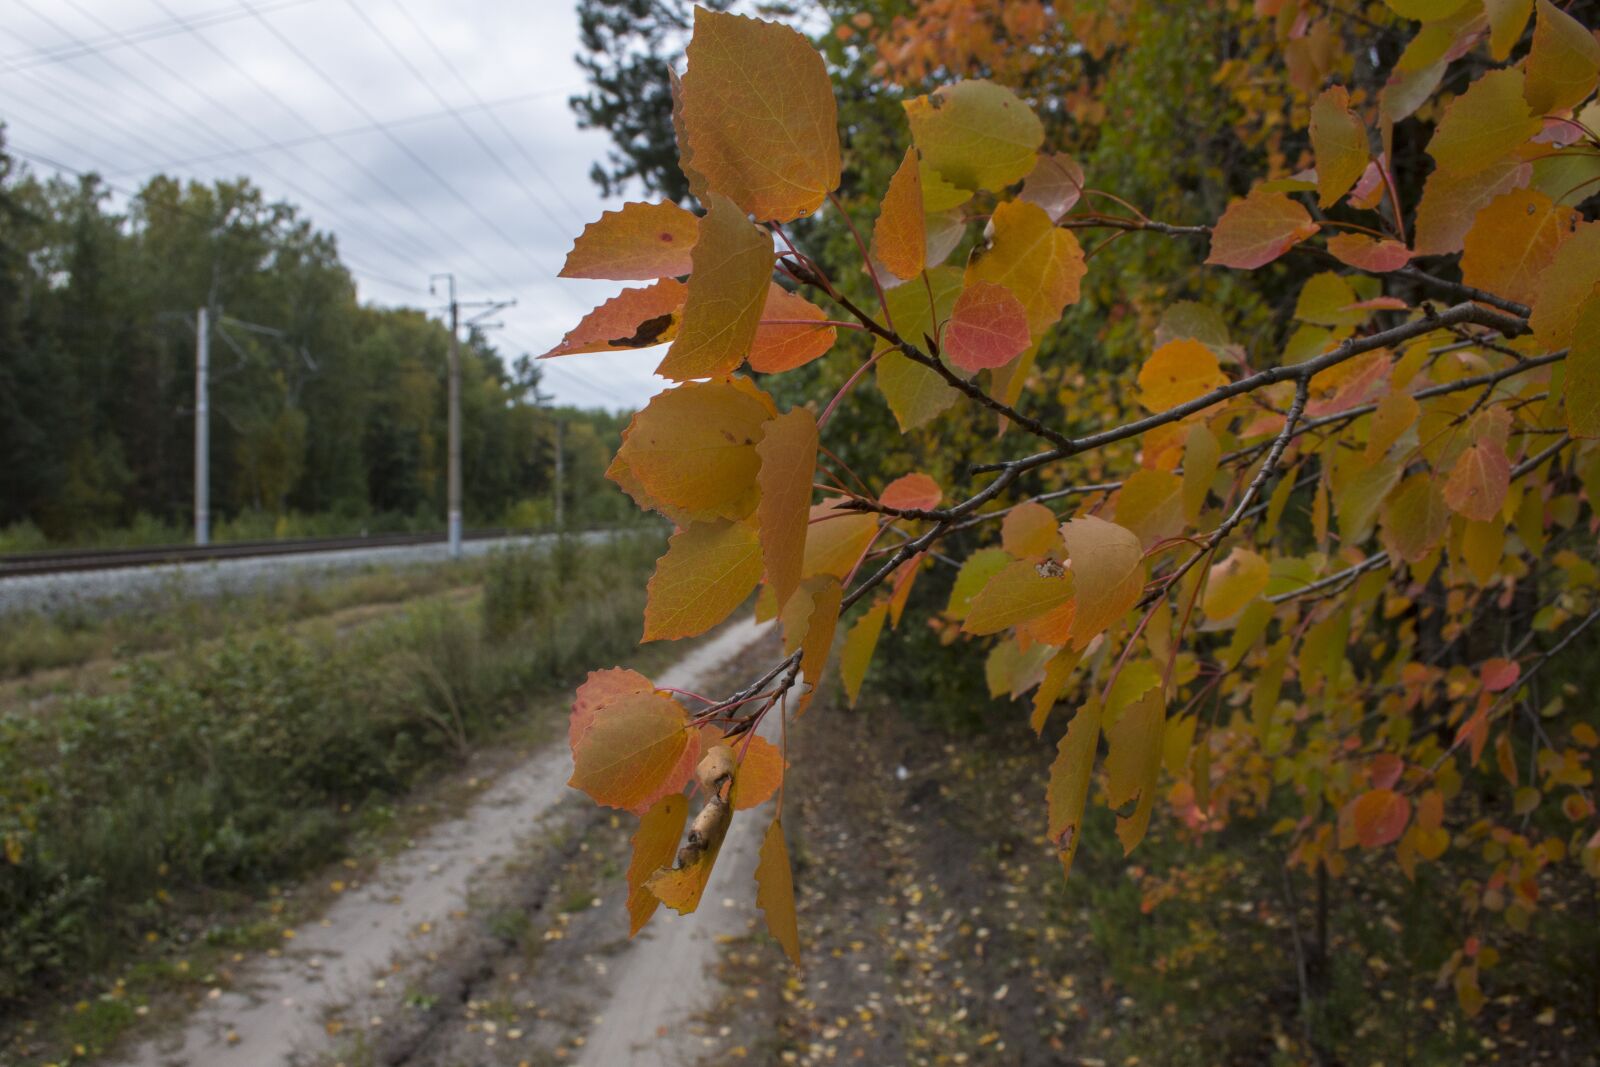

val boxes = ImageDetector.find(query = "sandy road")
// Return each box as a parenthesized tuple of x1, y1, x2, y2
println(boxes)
(114, 616, 774, 1067)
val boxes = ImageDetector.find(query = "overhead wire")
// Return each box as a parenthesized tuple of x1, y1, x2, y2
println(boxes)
(0, 0, 313, 73)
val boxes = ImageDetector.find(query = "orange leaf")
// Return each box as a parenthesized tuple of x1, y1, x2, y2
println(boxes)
(749, 284, 837, 373)
(1205, 188, 1320, 269)
(568, 690, 699, 814)
(1461, 188, 1578, 307)
(802, 499, 878, 579)
(648, 809, 727, 915)
(729, 735, 787, 811)
(965, 199, 1086, 339)
(841, 601, 889, 707)
(944, 280, 1032, 372)
(571, 668, 654, 752)
(1002, 501, 1062, 560)
(644, 520, 764, 642)
(1443, 439, 1511, 522)
(1310, 85, 1369, 207)
(1047, 700, 1102, 877)
(1137, 339, 1228, 414)
(880, 472, 943, 511)
(1427, 69, 1542, 177)
(657, 193, 774, 381)
(678, 8, 840, 222)
(1413, 156, 1531, 256)
(1346, 788, 1411, 849)
(615, 379, 772, 522)
(795, 575, 842, 711)
(755, 408, 818, 613)
(560, 201, 698, 280)
(873, 146, 927, 281)
(1061, 516, 1146, 649)
(754, 817, 801, 963)
(1031, 646, 1082, 735)
(1532, 222, 1600, 349)
(541, 280, 686, 358)
(626, 794, 688, 936)
(1326, 233, 1413, 272)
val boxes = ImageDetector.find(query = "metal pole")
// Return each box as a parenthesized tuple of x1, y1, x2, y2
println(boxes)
(446, 277, 462, 560)
(195, 306, 210, 546)
(554, 417, 564, 531)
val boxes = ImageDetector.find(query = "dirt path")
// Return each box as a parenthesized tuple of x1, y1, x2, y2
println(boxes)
(113, 616, 772, 1067)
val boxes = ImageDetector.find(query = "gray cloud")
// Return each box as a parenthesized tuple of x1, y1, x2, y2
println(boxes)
(0, 0, 672, 410)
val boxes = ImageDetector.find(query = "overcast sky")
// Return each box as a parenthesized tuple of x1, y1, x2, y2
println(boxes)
(0, 0, 673, 410)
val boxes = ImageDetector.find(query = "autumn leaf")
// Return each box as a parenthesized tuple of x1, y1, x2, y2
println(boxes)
(1183, 423, 1221, 522)
(1413, 156, 1531, 256)
(802, 499, 878, 579)
(749, 285, 837, 374)
(1105, 686, 1166, 854)
(1020, 152, 1086, 221)
(1002, 501, 1062, 560)
(944, 280, 1032, 371)
(1460, 188, 1577, 307)
(966, 199, 1085, 339)
(728, 735, 786, 810)
(1427, 69, 1541, 177)
(964, 559, 1075, 635)
(679, 8, 840, 221)
(1205, 188, 1320, 269)
(795, 575, 842, 710)
(876, 266, 966, 430)
(644, 520, 763, 642)
(1383, 0, 1471, 18)
(1344, 788, 1411, 849)
(873, 146, 927, 281)
(568, 689, 699, 814)
(541, 280, 686, 358)
(1566, 288, 1600, 438)
(1443, 440, 1511, 522)
(1061, 516, 1146, 649)
(755, 408, 818, 612)
(657, 193, 773, 381)
(1531, 222, 1600, 348)
(841, 601, 890, 707)
(1203, 547, 1270, 622)
(880, 472, 943, 511)
(1310, 85, 1369, 207)
(1381, 472, 1451, 564)
(615, 379, 772, 522)
(946, 547, 1011, 619)
(1524, 0, 1600, 115)
(1366, 391, 1418, 461)
(1114, 469, 1184, 549)
(1048, 700, 1102, 877)
(1326, 233, 1412, 272)
(648, 803, 728, 915)
(627, 795, 688, 936)
(571, 667, 654, 752)
(560, 201, 698, 280)
(1137, 339, 1228, 414)
(903, 79, 1043, 193)
(755, 817, 801, 963)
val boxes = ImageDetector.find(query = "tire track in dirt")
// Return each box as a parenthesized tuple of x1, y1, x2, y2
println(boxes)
(113, 617, 772, 1067)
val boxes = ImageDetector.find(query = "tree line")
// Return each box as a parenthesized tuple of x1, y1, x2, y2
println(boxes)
(0, 133, 629, 547)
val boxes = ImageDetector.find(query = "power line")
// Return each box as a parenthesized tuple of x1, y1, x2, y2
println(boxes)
(0, 0, 314, 73)
(238, 0, 548, 280)
(341, 0, 578, 247)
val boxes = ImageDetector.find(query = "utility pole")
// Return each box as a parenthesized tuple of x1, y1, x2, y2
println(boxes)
(194, 305, 210, 546)
(430, 274, 516, 559)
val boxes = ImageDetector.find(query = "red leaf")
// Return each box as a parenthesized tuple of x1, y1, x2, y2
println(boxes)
(1347, 788, 1411, 849)
(1480, 657, 1521, 693)
(1326, 233, 1413, 272)
(1206, 188, 1320, 269)
(944, 281, 1031, 371)
(880, 472, 942, 511)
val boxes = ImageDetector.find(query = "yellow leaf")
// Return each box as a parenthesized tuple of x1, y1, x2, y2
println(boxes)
(644, 520, 763, 642)
(802, 499, 878, 580)
(965, 199, 1086, 339)
(1383, 0, 1470, 17)
(797, 576, 842, 712)
(1031, 645, 1083, 735)
(1183, 423, 1220, 522)
(560, 201, 698, 280)
(755, 408, 818, 612)
(1366, 391, 1418, 461)
(616, 379, 772, 522)
(1524, 0, 1600, 115)
(1203, 547, 1270, 622)
(1462, 519, 1506, 584)
(1461, 188, 1579, 307)
(755, 817, 801, 963)
(1001, 501, 1062, 560)
(679, 8, 840, 221)
(1532, 221, 1600, 348)
(570, 667, 654, 752)
(946, 547, 1011, 619)
(1114, 469, 1184, 549)
(903, 79, 1043, 193)
(1104, 686, 1165, 855)
(1047, 700, 1102, 878)
(657, 194, 774, 381)
(1566, 288, 1600, 438)
(1427, 69, 1542, 177)
(627, 795, 688, 936)
(964, 560, 1075, 635)
(1310, 85, 1368, 207)
(873, 146, 927, 280)
(568, 691, 699, 814)
(648, 804, 728, 915)
(1138, 339, 1228, 414)
(1381, 472, 1451, 564)
(841, 601, 889, 707)
(1061, 516, 1146, 650)
(1486, 0, 1534, 60)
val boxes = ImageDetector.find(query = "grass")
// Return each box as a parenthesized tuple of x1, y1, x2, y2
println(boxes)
(0, 531, 663, 1051)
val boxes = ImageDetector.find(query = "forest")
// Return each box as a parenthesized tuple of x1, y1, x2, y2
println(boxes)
(0, 146, 630, 546)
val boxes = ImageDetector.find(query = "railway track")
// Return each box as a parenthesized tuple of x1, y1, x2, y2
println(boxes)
(0, 529, 523, 578)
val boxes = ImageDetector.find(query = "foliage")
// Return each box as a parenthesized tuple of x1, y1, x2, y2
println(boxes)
(0, 128, 628, 544)
(554, 0, 1600, 1049)
(0, 533, 660, 1002)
